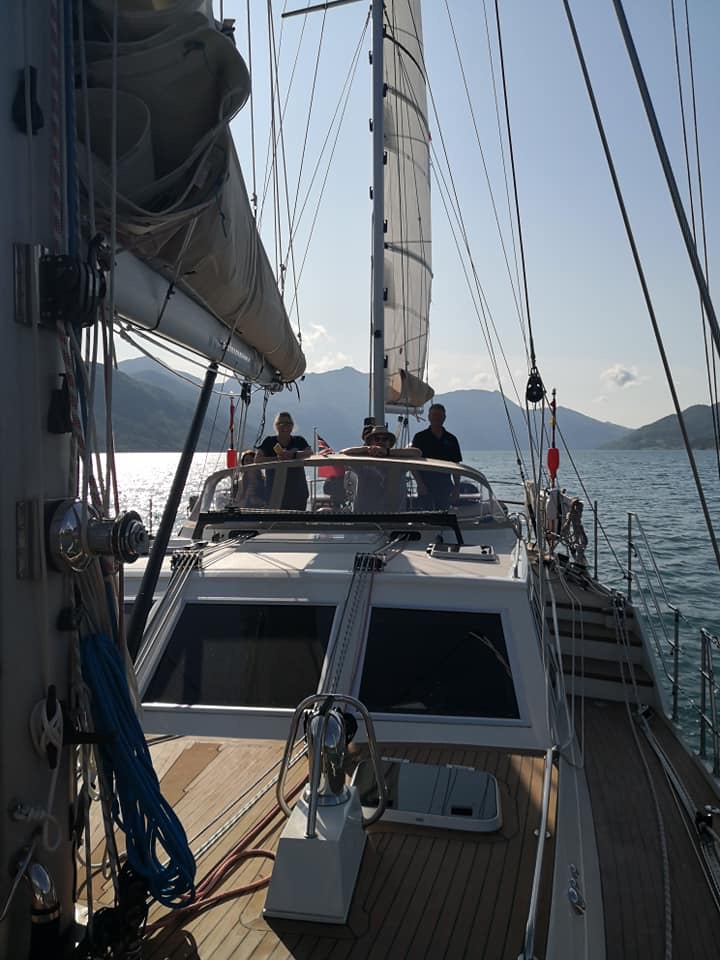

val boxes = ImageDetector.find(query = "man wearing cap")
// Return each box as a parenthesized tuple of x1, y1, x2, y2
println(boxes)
(340, 427, 421, 512)
(412, 403, 462, 509)
(341, 426, 421, 459)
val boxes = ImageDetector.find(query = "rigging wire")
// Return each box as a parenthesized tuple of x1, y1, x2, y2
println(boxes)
(246, 0, 258, 218)
(481, 0, 526, 353)
(443, 0, 528, 359)
(399, 30, 530, 475)
(258, 4, 306, 229)
(670, 0, 720, 475)
(562, 0, 720, 577)
(266, 1, 283, 283)
(438, 0, 614, 570)
(267, 2, 308, 342)
(492, 0, 543, 494)
(430, 158, 528, 475)
(283, 17, 369, 320)
(254, 390, 271, 448)
(433, 160, 528, 466)
(285, 15, 369, 242)
(492, 0, 538, 374)
(400, 29, 517, 407)
(117, 324, 254, 398)
(196, 373, 232, 498)
(104, 0, 119, 521)
(682, 0, 720, 474)
(610, 0, 720, 360)
(285, 3, 328, 247)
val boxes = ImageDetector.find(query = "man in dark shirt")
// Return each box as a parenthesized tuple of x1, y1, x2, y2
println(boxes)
(412, 403, 463, 509)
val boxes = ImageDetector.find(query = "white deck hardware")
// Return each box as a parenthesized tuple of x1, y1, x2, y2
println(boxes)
(263, 791, 367, 924)
(266, 693, 387, 923)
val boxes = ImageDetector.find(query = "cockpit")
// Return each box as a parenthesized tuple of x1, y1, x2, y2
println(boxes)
(186, 455, 507, 532)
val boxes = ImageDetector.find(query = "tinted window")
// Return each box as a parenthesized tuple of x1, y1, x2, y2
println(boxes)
(145, 603, 334, 707)
(359, 608, 519, 719)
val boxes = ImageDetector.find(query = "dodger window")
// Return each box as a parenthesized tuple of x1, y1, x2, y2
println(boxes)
(144, 603, 334, 708)
(359, 608, 519, 719)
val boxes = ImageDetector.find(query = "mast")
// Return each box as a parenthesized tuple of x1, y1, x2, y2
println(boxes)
(371, 0, 386, 426)
(1, 6, 151, 951)
(2, 3, 77, 950)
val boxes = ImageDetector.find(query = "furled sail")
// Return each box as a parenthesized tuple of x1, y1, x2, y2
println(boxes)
(78, 1, 306, 383)
(383, 0, 434, 408)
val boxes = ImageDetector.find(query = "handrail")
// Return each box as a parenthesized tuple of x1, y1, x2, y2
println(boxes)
(629, 512, 690, 618)
(276, 693, 388, 832)
(305, 709, 330, 839)
(629, 551, 672, 669)
(518, 746, 556, 960)
(623, 512, 719, 771)
(699, 628, 720, 776)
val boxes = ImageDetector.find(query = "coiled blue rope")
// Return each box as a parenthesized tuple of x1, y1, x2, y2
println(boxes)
(80, 634, 196, 908)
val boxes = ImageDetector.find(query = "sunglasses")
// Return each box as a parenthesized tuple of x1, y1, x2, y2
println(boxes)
(276, 421, 293, 427)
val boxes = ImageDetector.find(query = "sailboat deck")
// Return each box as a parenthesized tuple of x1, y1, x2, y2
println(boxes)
(581, 701, 720, 958)
(82, 738, 556, 959)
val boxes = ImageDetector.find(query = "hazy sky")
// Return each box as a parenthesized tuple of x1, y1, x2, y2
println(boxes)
(116, 1, 720, 429)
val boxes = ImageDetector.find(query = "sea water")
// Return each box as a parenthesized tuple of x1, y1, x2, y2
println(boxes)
(115, 448, 720, 745)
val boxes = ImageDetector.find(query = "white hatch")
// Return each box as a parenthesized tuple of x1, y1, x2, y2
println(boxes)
(352, 757, 502, 832)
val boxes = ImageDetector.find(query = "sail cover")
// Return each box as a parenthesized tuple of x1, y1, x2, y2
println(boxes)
(79, 2, 305, 383)
(383, 0, 434, 408)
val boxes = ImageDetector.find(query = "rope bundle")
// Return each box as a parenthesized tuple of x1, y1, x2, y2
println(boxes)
(80, 633, 196, 908)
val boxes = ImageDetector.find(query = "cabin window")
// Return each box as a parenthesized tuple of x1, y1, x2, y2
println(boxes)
(359, 608, 519, 719)
(144, 603, 334, 707)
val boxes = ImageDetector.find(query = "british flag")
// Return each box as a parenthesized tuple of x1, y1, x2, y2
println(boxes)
(316, 435, 343, 478)
(316, 435, 334, 455)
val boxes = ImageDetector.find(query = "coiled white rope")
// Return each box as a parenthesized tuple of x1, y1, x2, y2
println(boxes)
(26, 698, 64, 852)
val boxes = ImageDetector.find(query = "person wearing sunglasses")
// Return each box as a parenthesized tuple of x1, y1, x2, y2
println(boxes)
(256, 412, 312, 509)
(340, 426, 421, 459)
(340, 426, 422, 512)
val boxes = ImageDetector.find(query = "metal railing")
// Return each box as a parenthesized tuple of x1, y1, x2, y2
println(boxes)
(518, 747, 556, 960)
(700, 628, 720, 777)
(623, 511, 720, 776)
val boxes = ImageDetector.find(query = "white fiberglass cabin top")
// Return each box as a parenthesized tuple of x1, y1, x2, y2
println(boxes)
(133, 456, 556, 756)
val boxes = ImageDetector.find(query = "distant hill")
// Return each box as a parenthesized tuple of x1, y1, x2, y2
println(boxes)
(96, 364, 220, 452)
(430, 388, 629, 451)
(106, 362, 630, 452)
(603, 403, 720, 450)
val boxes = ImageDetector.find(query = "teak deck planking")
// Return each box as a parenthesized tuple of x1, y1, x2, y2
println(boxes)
(80, 739, 555, 959)
(581, 701, 720, 959)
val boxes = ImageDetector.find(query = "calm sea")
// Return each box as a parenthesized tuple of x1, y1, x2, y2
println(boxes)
(115, 448, 720, 742)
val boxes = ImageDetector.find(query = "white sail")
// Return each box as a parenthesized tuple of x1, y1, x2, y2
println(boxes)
(79, 3, 306, 383)
(383, 0, 434, 408)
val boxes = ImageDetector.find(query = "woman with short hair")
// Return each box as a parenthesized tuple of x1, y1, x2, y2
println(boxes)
(256, 412, 312, 510)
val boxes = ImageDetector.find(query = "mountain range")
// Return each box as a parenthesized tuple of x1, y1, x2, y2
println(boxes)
(100, 361, 716, 452)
